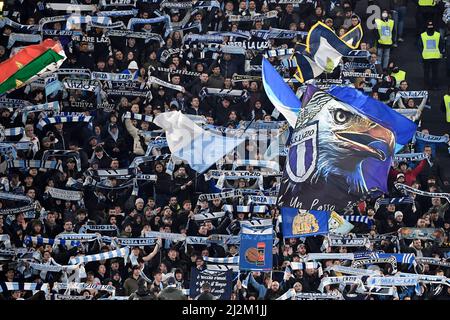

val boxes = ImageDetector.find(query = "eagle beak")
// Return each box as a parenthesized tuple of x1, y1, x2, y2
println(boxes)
(336, 123, 395, 161)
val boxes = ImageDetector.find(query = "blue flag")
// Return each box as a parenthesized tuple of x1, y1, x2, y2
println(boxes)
(239, 226, 273, 271)
(277, 86, 416, 211)
(262, 58, 301, 127)
(281, 208, 330, 238)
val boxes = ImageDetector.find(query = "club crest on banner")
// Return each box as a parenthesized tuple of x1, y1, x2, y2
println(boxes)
(285, 121, 318, 183)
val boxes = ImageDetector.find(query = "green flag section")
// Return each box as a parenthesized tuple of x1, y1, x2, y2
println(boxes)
(0, 39, 66, 95)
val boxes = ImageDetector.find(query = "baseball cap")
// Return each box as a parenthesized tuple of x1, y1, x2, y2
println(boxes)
(396, 173, 405, 179)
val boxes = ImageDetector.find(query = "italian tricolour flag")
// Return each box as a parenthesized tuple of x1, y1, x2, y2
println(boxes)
(0, 39, 66, 95)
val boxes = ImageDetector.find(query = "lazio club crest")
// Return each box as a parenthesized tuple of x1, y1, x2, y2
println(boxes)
(285, 121, 318, 183)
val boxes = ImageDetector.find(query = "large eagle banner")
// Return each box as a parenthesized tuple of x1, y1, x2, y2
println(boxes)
(277, 85, 417, 211)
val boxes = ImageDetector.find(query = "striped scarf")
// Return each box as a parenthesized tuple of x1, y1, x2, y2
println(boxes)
(376, 197, 414, 205)
(65, 15, 112, 30)
(343, 215, 373, 226)
(0, 282, 49, 293)
(7, 160, 62, 171)
(192, 211, 226, 221)
(202, 256, 239, 264)
(0, 17, 39, 31)
(122, 111, 154, 123)
(395, 183, 450, 202)
(37, 113, 92, 130)
(24, 235, 81, 247)
(2, 127, 24, 137)
(11, 101, 60, 124)
(69, 247, 129, 265)
(371, 253, 416, 266)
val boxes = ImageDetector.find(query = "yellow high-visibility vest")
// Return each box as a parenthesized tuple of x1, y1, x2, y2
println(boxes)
(444, 95, 450, 123)
(421, 31, 441, 59)
(391, 70, 406, 86)
(418, 0, 435, 6)
(376, 19, 394, 45)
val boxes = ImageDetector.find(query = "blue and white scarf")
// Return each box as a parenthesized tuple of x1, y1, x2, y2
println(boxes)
(324, 265, 381, 276)
(202, 256, 239, 264)
(122, 111, 154, 123)
(0, 282, 49, 293)
(0, 17, 39, 31)
(91, 72, 133, 82)
(232, 159, 280, 172)
(53, 282, 115, 293)
(366, 276, 419, 288)
(198, 189, 242, 202)
(7, 160, 62, 171)
(24, 235, 81, 247)
(265, 48, 295, 58)
(395, 183, 450, 202)
(37, 113, 92, 130)
(393, 152, 429, 162)
(414, 132, 449, 144)
(251, 28, 307, 40)
(127, 16, 169, 30)
(376, 197, 414, 205)
(7, 33, 42, 49)
(78, 224, 118, 234)
(371, 253, 416, 267)
(103, 237, 157, 246)
(56, 233, 100, 241)
(0, 191, 33, 203)
(228, 10, 278, 22)
(2, 127, 24, 137)
(65, 15, 112, 30)
(343, 215, 373, 226)
(11, 101, 60, 124)
(97, 9, 139, 17)
(247, 195, 278, 205)
(69, 247, 129, 265)
(46, 187, 83, 201)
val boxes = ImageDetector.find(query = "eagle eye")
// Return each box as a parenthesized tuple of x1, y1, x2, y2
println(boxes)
(333, 109, 352, 124)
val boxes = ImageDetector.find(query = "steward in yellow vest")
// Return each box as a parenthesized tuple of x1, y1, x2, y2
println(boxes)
(442, 93, 450, 123)
(419, 22, 442, 90)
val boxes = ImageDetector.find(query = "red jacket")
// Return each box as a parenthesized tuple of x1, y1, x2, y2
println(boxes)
(389, 160, 426, 186)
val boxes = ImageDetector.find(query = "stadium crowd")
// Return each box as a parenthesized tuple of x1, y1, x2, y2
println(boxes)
(0, 0, 450, 301)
